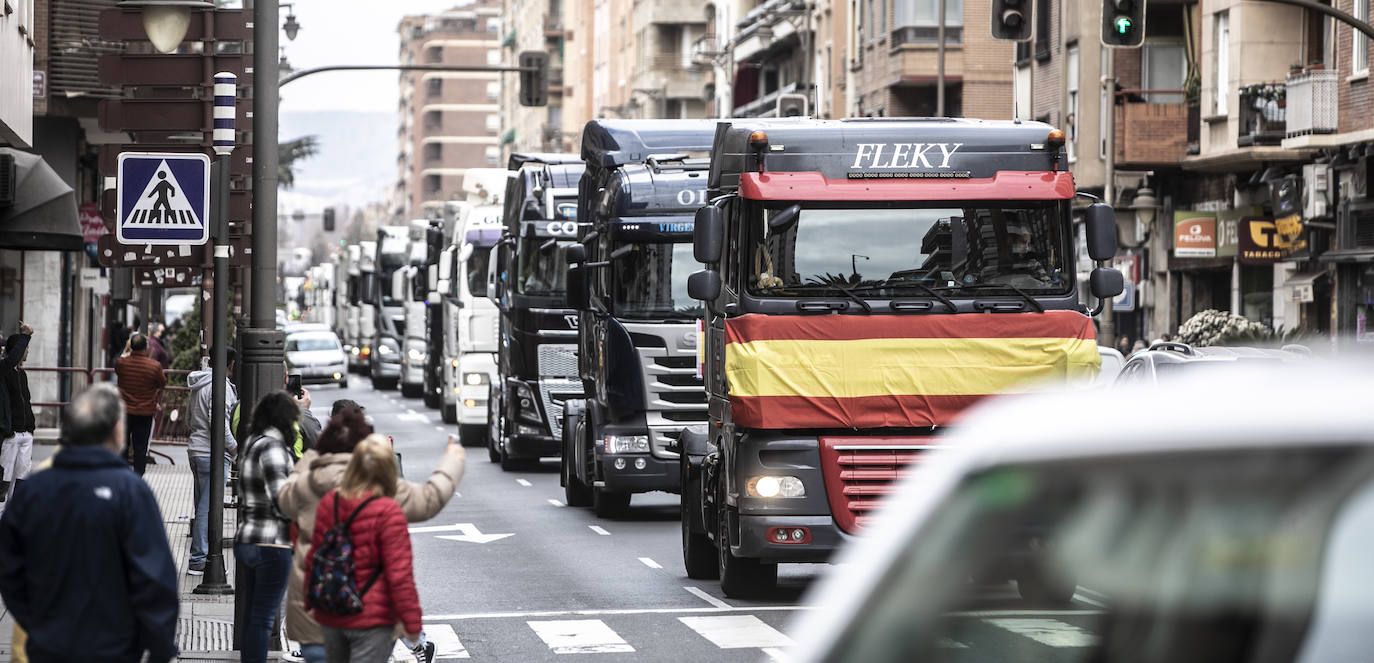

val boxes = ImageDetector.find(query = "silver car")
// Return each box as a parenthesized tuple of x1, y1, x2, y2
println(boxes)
(285, 329, 349, 388)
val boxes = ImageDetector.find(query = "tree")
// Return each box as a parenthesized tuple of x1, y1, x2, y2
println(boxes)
(279, 135, 320, 190)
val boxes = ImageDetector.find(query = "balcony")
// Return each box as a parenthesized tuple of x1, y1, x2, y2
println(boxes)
(1237, 82, 1286, 147)
(1285, 70, 1338, 138)
(1113, 92, 1190, 169)
(733, 81, 798, 118)
(692, 33, 722, 68)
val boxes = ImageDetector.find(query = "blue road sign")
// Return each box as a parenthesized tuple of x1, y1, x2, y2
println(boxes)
(116, 152, 211, 245)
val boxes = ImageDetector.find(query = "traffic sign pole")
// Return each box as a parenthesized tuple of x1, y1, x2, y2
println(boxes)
(194, 71, 236, 598)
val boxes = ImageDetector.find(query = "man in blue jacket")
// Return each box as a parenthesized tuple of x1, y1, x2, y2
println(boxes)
(0, 383, 179, 663)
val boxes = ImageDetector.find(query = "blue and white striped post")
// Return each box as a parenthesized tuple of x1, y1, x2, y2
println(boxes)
(194, 70, 237, 596)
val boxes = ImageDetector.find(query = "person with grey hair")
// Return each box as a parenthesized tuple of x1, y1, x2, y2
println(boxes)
(0, 383, 179, 663)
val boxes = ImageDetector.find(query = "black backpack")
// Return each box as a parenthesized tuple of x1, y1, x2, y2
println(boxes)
(306, 493, 380, 615)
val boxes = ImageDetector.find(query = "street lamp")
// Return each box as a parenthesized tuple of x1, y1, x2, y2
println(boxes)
(116, 0, 214, 54)
(282, 3, 301, 41)
(1129, 187, 1159, 247)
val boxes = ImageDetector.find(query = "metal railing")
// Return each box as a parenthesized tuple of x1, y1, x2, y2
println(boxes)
(1285, 70, 1339, 137)
(26, 366, 193, 450)
(1238, 83, 1287, 147)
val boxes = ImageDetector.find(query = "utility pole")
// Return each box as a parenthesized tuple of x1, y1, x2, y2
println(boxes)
(937, 0, 947, 116)
(1100, 48, 1116, 344)
(193, 71, 236, 597)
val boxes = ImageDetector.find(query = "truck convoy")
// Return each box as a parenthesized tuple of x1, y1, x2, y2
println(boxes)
(679, 118, 1122, 597)
(435, 169, 507, 439)
(487, 153, 585, 470)
(369, 225, 409, 389)
(560, 119, 717, 517)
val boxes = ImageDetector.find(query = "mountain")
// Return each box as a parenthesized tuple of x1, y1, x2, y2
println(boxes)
(279, 110, 396, 209)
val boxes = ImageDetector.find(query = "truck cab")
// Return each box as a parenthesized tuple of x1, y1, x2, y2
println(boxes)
(399, 220, 436, 399)
(370, 226, 409, 390)
(681, 118, 1122, 597)
(487, 153, 586, 470)
(559, 119, 717, 517)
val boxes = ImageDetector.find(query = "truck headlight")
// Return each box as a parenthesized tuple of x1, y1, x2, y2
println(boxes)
(604, 435, 649, 454)
(407, 348, 426, 362)
(464, 372, 488, 386)
(747, 476, 806, 498)
(376, 343, 395, 356)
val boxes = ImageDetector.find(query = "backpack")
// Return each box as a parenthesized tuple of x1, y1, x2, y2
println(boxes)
(306, 492, 381, 616)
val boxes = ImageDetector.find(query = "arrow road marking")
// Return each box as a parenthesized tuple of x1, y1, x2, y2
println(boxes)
(411, 523, 514, 543)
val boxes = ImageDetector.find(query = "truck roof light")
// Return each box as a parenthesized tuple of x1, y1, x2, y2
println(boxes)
(748, 130, 768, 148)
(1046, 129, 1065, 147)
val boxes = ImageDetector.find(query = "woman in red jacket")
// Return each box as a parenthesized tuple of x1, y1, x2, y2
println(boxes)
(306, 436, 422, 662)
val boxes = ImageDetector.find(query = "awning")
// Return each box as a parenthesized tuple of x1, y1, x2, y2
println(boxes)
(1318, 248, 1374, 263)
(1282, 271, 1326, 287)
(0, 148, 82, 252)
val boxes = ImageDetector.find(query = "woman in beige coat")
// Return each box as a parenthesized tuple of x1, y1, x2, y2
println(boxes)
(276, 406, 465, 663)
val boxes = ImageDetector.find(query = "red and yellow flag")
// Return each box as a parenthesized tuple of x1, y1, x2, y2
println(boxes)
(724, 311, 1099, 429)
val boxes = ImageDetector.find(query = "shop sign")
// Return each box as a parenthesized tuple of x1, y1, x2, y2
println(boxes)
(1215, 207, 1259, 258)
(1238, 216, 1308, 264)
(79, 202, 108, 243)
(1174, 211, 1217, 258)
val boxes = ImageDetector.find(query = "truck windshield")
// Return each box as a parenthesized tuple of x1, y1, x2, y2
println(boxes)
(378, 255, 405, 307)
(466, 246, 491, 298)
(610, 241, 702, 319)
(747, 203, 1069, 298)
(517, 237, 570, 296)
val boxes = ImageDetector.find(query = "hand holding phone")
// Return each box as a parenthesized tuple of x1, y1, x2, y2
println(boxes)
(286, 374, 303, 398)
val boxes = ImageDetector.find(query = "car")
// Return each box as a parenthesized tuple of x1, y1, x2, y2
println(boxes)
(787, 359, 1373, 663)
(284, 329, 349, 388)
(1114, 341, 1308, 385)
(1095, 346, 1125, 386)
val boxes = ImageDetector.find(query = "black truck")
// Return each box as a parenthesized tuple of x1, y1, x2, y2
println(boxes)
(560, 119, 717, 518)
(486, 153, 586, 471)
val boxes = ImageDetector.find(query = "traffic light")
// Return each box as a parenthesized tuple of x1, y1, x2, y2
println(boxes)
(323, 208, 335, 232)
(1101, 0, 1146, 48)
(991, 0, 1032, 41)
(518, 50, 548, 107)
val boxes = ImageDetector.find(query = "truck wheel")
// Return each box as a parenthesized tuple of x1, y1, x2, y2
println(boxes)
(487, 436, 500, 464)
(681, 470, 718, 579)
(401, 382, 422, 399)
(458, 424, 487, 448)
(371, 376, 397, 391)
(423, 386, 441, 410)
(441, 404, 457, 424)
(592, 487, 631, 519)
(1017, 569, 1076, 607)
(562, 427, 592, 507)
(499, 446, 524, 472)
(716, 484, 777, 598)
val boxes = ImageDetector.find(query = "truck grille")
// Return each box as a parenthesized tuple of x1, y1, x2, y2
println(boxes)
(628, 323, 707, 426)
(538, 378, 582, 438)
(819, 437, 935, 533)
(537, 344, 579, 378)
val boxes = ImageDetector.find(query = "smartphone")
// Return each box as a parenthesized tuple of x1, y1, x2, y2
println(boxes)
(286, 374, 303, 397)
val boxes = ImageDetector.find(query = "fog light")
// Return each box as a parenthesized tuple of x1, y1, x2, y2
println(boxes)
(520, 398, 532, 409)
(774, 529, 789, 542)
(791, 528, 805, 541)
(765, 526, 811, 544)
(614, 458, 626, 470)
(453, 386, 461, 395)
(464, 398, 476, 408)
(634, 458, 647, 470)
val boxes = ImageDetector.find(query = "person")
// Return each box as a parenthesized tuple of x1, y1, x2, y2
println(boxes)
(230, 380, 321, 462)
(185, 348, 239, 575)
(330, 399, 363, 417)
(305, 436, 423, 663)
(1131, 339, 1147, 355)
(0, 322, 35, 508)
(1116, 335, 1131, 356)
(278, 409, 465, 663)
(0, 384, 179, 663)
(148, 323, 171, 369)
(114, 333, 166, 476)
(235, 391, 301, 663)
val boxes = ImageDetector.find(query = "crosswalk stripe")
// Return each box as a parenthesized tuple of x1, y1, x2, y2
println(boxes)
(527, 619, 635, 654)
(390, 639, 414, 661)
(984, 618, 1098, 648)
(762, 647, 791, 661)
(428, 624, 469, 659)
(678, 615, 794, 649)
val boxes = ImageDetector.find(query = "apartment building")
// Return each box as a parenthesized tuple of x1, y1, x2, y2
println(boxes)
(395, 0, 503, 220)
(499, 0, 569, 157)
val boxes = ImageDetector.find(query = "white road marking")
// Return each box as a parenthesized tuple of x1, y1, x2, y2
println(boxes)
(588, 525, 611, 536)
(1073, 592, 1109, 608)
(949, 609, 1103, 617)
(984, 618, 1099, 648)
(937, 637, 969, 649)
(407, 408, 418, 415)
(683, 586, 731, 609)
(424, 605, 808, 622)
(638, 557, 662, 569)
(527, 619, 635, 654)
(427, 624, 469, 659)
(679, 615, 794, 649)
(435, 426, 446, 432)
(516, 478, 532, 487)
(548, 499, 565, 507)
(398, 413, 429, 422)
(763, 647, 791, 661)
(408, 523, 513, 543)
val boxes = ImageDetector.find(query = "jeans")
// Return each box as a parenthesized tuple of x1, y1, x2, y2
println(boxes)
(234, 543, 292, 663)
(126, 414, 154, 476)
(322, 625, 396, 663)
(299, 643, 328, 663)
(188, 452, 229, 566)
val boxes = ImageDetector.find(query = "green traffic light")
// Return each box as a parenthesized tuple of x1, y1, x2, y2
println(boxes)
(1114, 16, 1133, 34)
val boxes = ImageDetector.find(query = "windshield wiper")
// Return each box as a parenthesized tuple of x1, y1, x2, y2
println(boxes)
(849, 281, 957, 312)
(778, 283, 872, 313)
(940, 283, 1045, 313)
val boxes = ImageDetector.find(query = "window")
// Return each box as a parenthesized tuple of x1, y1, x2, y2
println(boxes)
(1034, 0, 1051, 59)
(1067, 44, 1079, 162)
(485, 146, 500, 166)
(487, 50, 501, 66)
(1142, 42, 1186, 103)
(1356, 0, 1370, 74)
(486, 81, 500, 101)
(485, 114, 500, 132)
(853, 0, 864, 65)
(423, 142, 442, 162)
(1214, 11, 1230, 115)
(426, 46, 442, 64)
(893, 0, 963, 45)
(426, 77, 442, 98)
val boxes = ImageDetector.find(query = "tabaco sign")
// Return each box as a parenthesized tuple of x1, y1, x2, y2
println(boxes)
(1239, 215, 1308, 264)
(1174, 211, 1217, 258)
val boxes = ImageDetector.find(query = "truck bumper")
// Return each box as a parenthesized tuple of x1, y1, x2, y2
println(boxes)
(400, 361, 424, 386)
(596, 453, 681, 494)
(734, 514, 847, 563)
(505, 434, 562, 459)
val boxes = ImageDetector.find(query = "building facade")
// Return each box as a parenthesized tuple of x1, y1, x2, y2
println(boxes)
(499, 0, 569, 157)
(395, 1, 503, 220)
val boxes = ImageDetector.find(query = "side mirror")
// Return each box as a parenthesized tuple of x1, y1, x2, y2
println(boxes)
(768, 204, 802, 232)
(694, 206, 725, 264)
(438, 250, 454, 281)
(458, 243, 474, 263)
(1090, 267, 1124, 299)
(426, 291, 442, 306)
(436, 278, 451, 295)
(566, 243, 587, 265)
(391, 273, 406, 302)
(566, 265, 588, 310)
(1084, 203, 1118, 262)
(688, 269, 721, 301)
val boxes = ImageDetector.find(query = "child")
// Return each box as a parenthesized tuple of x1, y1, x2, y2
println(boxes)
(306, 436, 422, 663)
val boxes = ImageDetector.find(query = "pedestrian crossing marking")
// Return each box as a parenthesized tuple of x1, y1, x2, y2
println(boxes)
(527, 619, 635, 654)
(678, 615, 795, 649)
(428, 624, 470, 659)
(984, 618, 1099, 648)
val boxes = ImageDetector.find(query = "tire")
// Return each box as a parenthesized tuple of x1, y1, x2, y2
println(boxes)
(339, 378, 349, 389)
(499, 445, 531, 472)
(682, 468, 718, 579)
(401, 382, 422, 399)
(716, 482, 777, 598)
(1017, 569, 1077, 607)
(593, 487, 631, 519)
(487, 436, 500, 463)
(563, 419, 592, 507)
(371, 376, 397, 391)
(459, 424, 487, 448)
(423, 388, 441, 410)
(441, 404, 457, 424)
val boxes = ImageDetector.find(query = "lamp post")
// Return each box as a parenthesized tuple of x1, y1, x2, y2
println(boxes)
(115, 0, 214, 53)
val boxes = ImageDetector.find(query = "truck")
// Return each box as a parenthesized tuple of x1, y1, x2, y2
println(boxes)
(400, 219, 443, 404)
(341, 241, 377, 373)
(680, 118, 1123, 597)
(436, 169, 508, 437)
(560, 119, 717, 517)
(369, 225, 410, 390)
(487, 153, 585, 471)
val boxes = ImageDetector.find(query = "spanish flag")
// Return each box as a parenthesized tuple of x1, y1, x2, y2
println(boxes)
(724, 311, 1100, 429)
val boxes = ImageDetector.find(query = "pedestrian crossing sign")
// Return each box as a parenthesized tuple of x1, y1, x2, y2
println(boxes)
(116, 152, 211, 245)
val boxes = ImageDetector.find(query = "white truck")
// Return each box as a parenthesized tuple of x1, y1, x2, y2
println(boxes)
(399, 219, 437, 399)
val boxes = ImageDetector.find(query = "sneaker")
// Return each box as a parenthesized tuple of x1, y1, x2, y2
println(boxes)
(410, 640, 435, 663)
(187, 562, 205, 576)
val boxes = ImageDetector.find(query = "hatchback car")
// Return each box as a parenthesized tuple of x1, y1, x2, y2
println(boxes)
(788, 359, 1373, 663)
(1114, 341, 1307, 385)
(285, 329, 349, 388)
